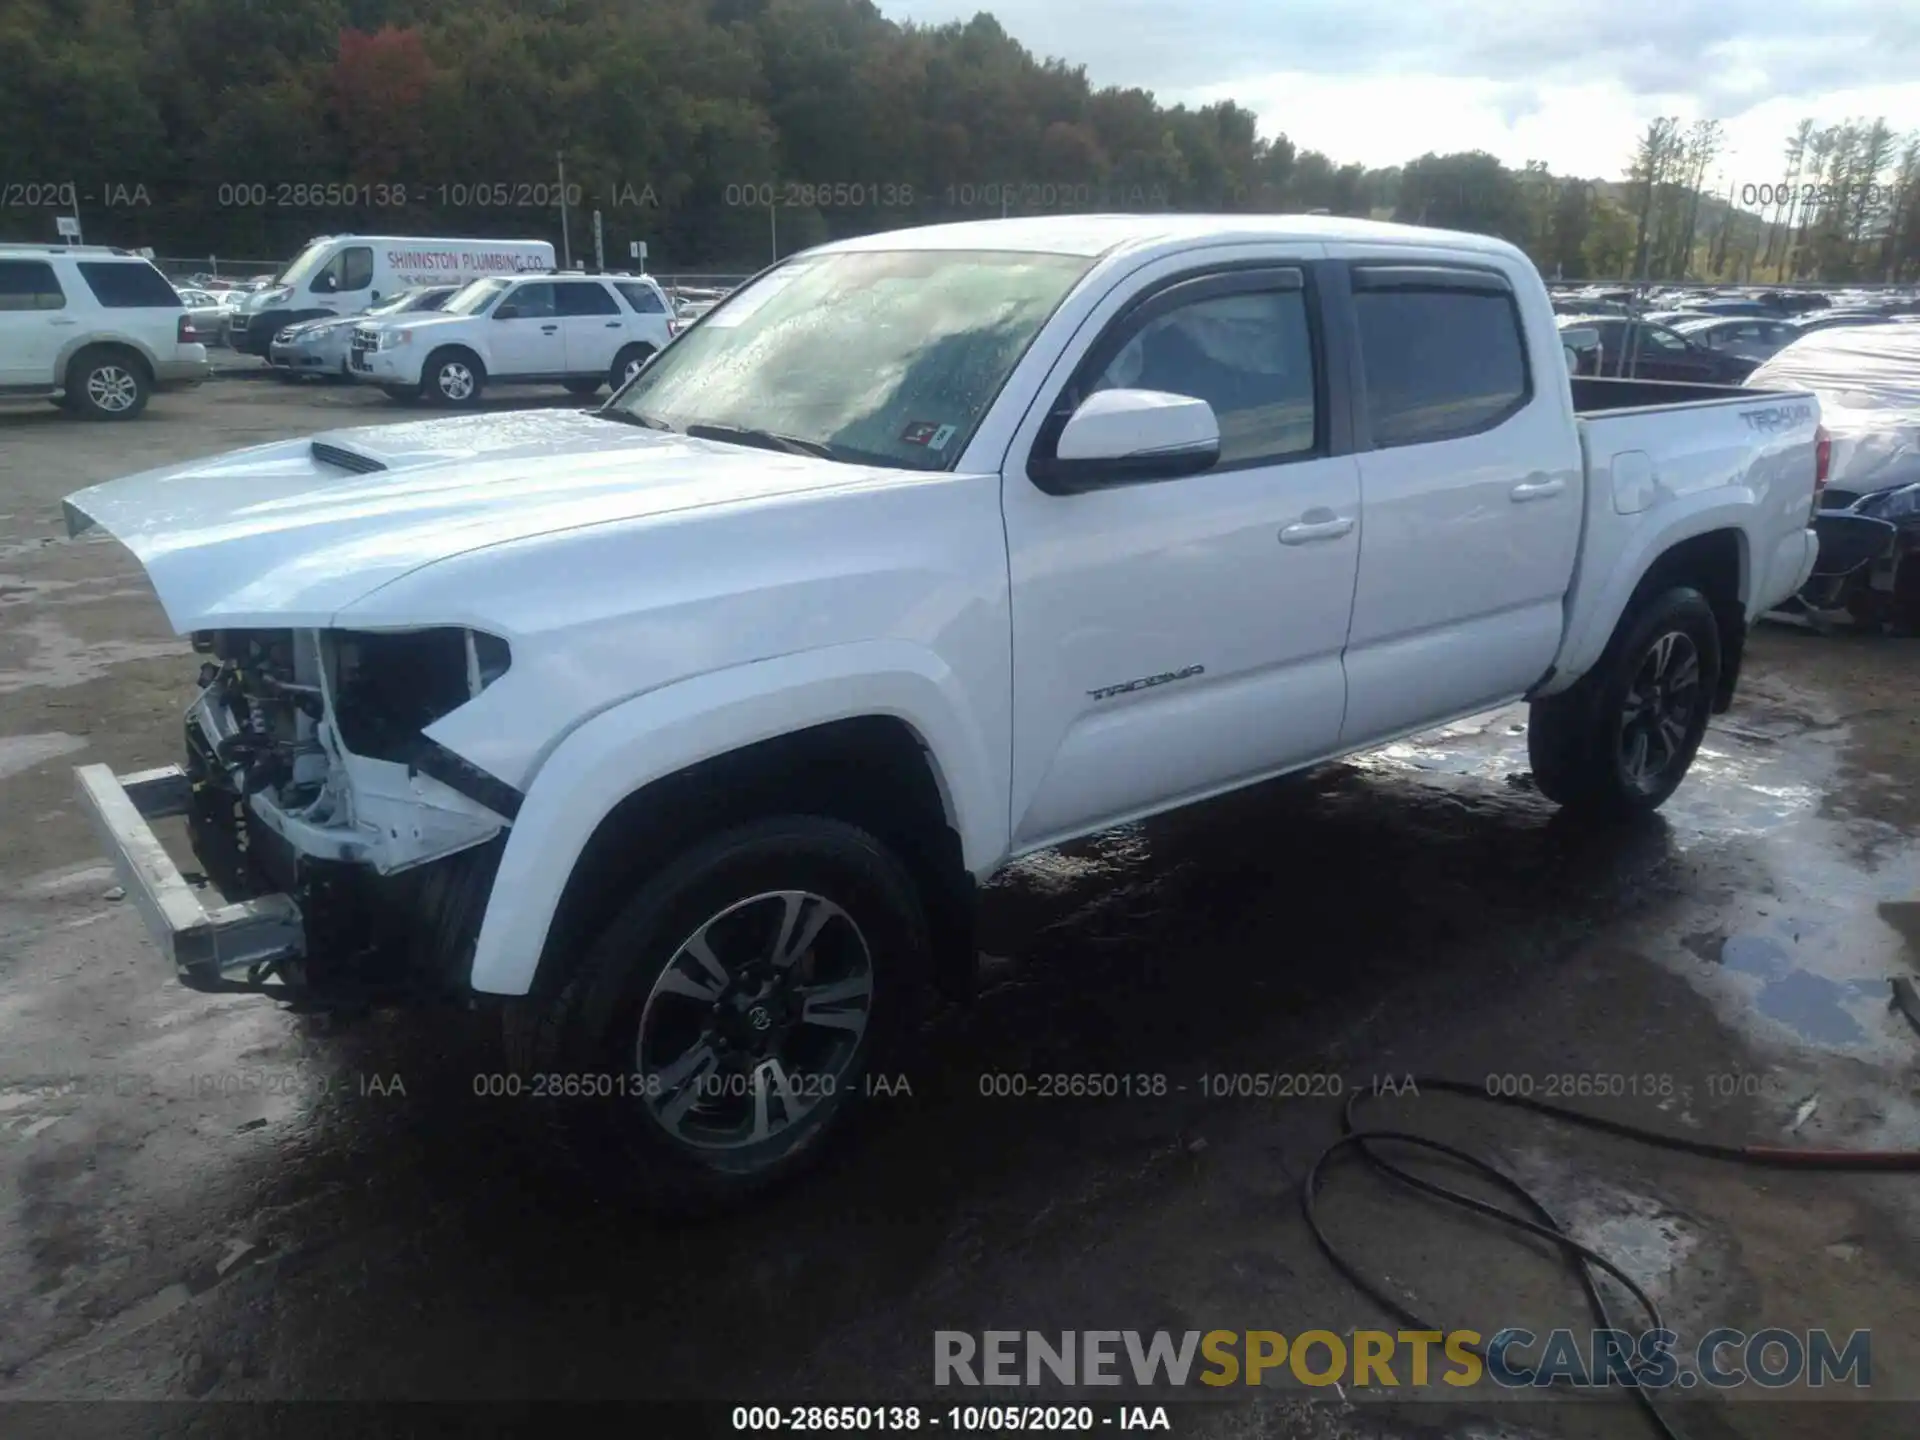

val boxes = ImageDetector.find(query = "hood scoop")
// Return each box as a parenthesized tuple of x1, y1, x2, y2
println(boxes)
(310, 441, 387, 474)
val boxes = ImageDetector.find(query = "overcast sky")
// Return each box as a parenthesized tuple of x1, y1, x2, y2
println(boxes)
(878, 0, 1920, 184)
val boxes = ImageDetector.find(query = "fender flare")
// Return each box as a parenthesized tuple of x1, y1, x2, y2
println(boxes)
(56, 333, 161, 387)
(465, 641, 1006, 996)
(1542, 494, 1754, 695)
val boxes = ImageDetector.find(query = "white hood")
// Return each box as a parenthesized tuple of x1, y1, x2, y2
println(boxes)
(64, 409, 899, 632)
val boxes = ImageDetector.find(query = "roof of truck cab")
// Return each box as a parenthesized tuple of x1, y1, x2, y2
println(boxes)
(814, 213, 1527, 262)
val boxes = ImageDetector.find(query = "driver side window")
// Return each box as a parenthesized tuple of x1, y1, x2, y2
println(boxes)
(1085, 288, 1317, 467)
(316, 246, 373, 294)
(500, 282, 556, 319)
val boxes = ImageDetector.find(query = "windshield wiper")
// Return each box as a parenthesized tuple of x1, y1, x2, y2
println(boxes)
(684, 422, 838, 461)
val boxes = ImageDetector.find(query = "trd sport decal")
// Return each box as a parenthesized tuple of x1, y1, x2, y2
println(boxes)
(1088, 665, 1205, 701)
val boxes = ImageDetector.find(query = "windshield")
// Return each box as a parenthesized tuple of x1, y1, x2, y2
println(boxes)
(370, 289, 447, 316)
(441, 277, 511, 316)
(273, 240, 333, 289)
(607, 248, 1093, 469)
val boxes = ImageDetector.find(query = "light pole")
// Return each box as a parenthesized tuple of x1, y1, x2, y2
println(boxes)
(557, 151, 572, 269)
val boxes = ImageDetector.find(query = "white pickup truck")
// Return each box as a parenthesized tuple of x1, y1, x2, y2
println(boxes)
(64, 215, 1821, 1209)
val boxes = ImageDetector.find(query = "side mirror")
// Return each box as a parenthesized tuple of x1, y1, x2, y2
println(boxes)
(493, 304, 520, 320)
(311, 274, 336, 294)
(1038, 389, 1220, 491)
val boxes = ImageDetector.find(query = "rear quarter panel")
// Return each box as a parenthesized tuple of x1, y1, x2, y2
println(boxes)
(1546, 390, 1820, 690)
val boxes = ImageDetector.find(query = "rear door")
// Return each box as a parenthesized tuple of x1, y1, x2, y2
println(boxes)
(555, 280, 625, 374)
(1338, 259, 1584, 743)
(487, 281, 564, 376)
(1002, 249, 1362, 849)
(0, 259, 71, 387)
(75, 260, 187, 359)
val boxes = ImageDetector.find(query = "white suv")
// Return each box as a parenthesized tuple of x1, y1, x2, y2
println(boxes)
(0, 245, 211, 419)
(349, 271, 675, 405)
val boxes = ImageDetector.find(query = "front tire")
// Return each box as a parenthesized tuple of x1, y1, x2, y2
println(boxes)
(423, 349, 484, 407)
(379, 383, 423, 404)
(506, 815, 929, 1213)
(1528, 586, 1720, 818)
(564, 377, 603, 397)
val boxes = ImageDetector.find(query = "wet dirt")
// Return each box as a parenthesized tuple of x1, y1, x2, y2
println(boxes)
(2, 383, 1919, 1438)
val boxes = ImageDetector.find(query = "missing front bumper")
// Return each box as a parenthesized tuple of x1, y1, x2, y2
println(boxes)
(74, 762, 306, 995)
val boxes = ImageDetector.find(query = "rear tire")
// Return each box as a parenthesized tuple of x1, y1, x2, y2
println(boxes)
(66, 349, 151, 420)
(379, 383, 423, 404)
(610, 344, 655, 392)
(1528, 587, 1720, 818)
(503, 815, 929, 1215)
(423, 349, 484, 407)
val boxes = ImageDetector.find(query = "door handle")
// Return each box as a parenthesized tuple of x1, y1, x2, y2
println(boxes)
(50, 318, 78, 326)
(605, 321, 621, 328)
(1510, 476, 1566, 502)
(541, 324, 559, 333)
(1279, 515, 1354, 545)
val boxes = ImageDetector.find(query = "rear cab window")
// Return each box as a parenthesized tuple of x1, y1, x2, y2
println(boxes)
(77, 260, 185, 309)
(0, 259, 66, 310)
(1350, 266, 1530, 448)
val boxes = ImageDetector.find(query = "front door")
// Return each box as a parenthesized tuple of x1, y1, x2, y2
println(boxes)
(1001, 254, 1360, 851)
(488, 281, 564, 376)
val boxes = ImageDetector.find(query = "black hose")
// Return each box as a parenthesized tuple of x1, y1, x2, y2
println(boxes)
(1301, 1075, 1920, 1439)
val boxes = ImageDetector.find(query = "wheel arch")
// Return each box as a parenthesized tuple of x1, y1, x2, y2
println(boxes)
(60, 335, 157, 389)
(465, 652, 1004, 1002)
(1547, 511, 1751, 707)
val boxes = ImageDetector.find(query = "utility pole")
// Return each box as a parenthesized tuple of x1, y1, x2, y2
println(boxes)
(770, 197, 778, 263)
(557, 151, 572, 269)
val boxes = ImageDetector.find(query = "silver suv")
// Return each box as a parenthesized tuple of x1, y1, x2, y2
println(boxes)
(0, 245, 211, 419)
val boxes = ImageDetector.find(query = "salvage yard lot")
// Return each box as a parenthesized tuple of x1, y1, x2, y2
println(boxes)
(3, 379, 1920, 1436)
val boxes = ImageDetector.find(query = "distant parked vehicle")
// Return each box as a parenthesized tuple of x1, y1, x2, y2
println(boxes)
(348, 270, 674, 403)
(1671, 316, 1800, 366)
(1788, 311, 1898, 337)
(173, 286, 231, 345)
(0, 243, 209, 418)
(1675, 298, 1778, 318)
(1557, 314, 1756, 384)
(1748, 323, 1920, 631)
(269, 285, 460, 381)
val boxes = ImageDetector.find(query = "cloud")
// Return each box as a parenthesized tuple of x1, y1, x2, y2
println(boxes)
(879, 0, 1920, 173)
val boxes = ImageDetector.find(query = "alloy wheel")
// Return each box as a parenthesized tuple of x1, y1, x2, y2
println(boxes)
(636, 889, 873, 1151)
(437, 362, 475, 401)
(1617, 630, 1702, 794)
(86, 365, 138, 412)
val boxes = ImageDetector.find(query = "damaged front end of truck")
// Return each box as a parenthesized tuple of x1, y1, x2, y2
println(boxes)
(78, 622, 515, 1001)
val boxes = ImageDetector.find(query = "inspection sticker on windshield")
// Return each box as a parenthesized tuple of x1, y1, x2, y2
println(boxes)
(901, 421, 958, 449)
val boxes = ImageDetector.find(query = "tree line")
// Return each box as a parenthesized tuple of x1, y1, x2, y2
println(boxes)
(2, 0, 1915, 282)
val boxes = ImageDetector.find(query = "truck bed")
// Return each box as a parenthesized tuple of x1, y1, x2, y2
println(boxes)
(1570, 375, 1795, 414)
(1558, 377, 1821, 690)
